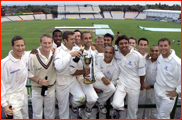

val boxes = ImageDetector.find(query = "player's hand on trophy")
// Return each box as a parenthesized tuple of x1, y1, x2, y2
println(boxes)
(101, 77, 111, 85)
(70, 51, 82, 57)
(85, 67, 90, 75)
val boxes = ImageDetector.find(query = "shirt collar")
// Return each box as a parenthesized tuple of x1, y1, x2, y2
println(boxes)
(38, 47, 53, 59)
(8, 50, 24, 62)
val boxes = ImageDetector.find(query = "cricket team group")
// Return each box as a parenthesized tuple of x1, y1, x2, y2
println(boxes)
(1, 29, 181, 119)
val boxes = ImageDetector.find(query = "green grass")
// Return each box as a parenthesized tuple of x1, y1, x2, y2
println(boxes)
(1, 19, 181, 59)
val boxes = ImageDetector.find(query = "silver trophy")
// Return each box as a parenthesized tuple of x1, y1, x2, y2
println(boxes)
(83, 54, 95, 84)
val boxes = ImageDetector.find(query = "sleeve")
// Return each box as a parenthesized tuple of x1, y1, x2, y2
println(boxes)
(1, 61, 8, 107)
(54, 48, 72, 72)
(138, 56, 146, 76)
(70, 58, 83, 74)
(94, 58, 105, 81)
(28, 55, 35, 78)
(176, 64, 181, 94)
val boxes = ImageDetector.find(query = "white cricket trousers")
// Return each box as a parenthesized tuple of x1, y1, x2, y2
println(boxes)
(32, 89, 55, 119)
(137, 89, 146, 119)
(78, 79, 98, 108)
(56, 80, 85, 119)
(5, 87, 29, 119)
(154, 82, 176, 119)
(112, 81, 140, 119)
(93, 79, 115, 105)
(145, 88, 158, 119)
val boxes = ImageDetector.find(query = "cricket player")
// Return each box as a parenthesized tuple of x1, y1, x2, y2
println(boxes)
(137, 38, 149, 119)
(54, 31, 85, 119)
(143, 45, 160, 119)
(112, 35, 146, 119)
(154, 38, 181, 119)
(28, 34, 56, 119)
(70, 32, 99, 119)
(1, 36, 29, 119)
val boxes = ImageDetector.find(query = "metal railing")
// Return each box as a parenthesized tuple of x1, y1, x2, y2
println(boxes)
(26, 84, 181, 119)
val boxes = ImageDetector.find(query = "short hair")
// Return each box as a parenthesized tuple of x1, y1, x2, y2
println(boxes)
(158, 38, 171, 46)
(105, 45, 115, 54)
(104, 33, 114, 41)
(52, 29, 62, 36)
(81, 31, 92, 39)
(115, 35, 129, 45)
(40, 34, 52, 42)
(62, 31, 75, 41)
(74, 29, 82, 35)
(11, 36, 25, 46)
(150, 45, 158, 51)
(95, 35, 104, 42)
(128, 36, 137, 44)
(138, 38, 149, 45)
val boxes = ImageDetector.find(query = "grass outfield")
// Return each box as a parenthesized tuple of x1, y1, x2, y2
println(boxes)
(1, 19, 181, 59)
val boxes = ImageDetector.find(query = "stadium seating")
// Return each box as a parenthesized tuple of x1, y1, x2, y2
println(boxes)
(58, 5, 65, 12)
(80, 14, 94, 18)
(136, 12, 147, 19)
(92, 5, 101, 12)
(57, 14, 65, 18)
(6, 16, 22, 21)
(34, 14, 46, 20)
(19, 15, 34, 20)
(65, 5, 79, 12)
(93, 13, 103, 19)
(1, 17, 11, 22)
(125, 11, 138, 19)
(103, 11, 112, 19)
(79, 5, 93, 12)
(66, 14, 80, 19)
(46, 14, 53, 19)
(111, 11, 124, 19)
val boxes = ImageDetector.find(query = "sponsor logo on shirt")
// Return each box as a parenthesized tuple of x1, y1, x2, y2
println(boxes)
(26, 62, 28, 67)
(36, 68, 42, 71)
(95, 63, 98, 65)
(116, 58, 121, 61)
(128, 61, 132, 66)
(101, 66, 103, 69)
(107, 71, 110, 74)
(164, 66, 168, 71)
(10, 69, 20, 74)
(158, 61, 160, 64)
(139, 66, 145, 69)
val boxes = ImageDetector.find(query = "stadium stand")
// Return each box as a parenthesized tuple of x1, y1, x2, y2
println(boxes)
(111, 11, 124, 19)
(1, 17, 11, 22)
(46, 14, 53, 19)
(124, 11, 139, 19)
(58, 5, 65, 12)
(66, 14, 80, 19)
(92, 5, 101, 12)
(6, 16, 22, 21)
(136, 12, 146, 19)
(80, 14, 94, 18)
(34, 14, 46, 20)
(19, 15, 34, 20)
(57, 14, 65, 18)
(79, 5, 93, 12)
(93, 13, 103, 19)
(65, 5, 79, 12)
(103, 11, 112, 19)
